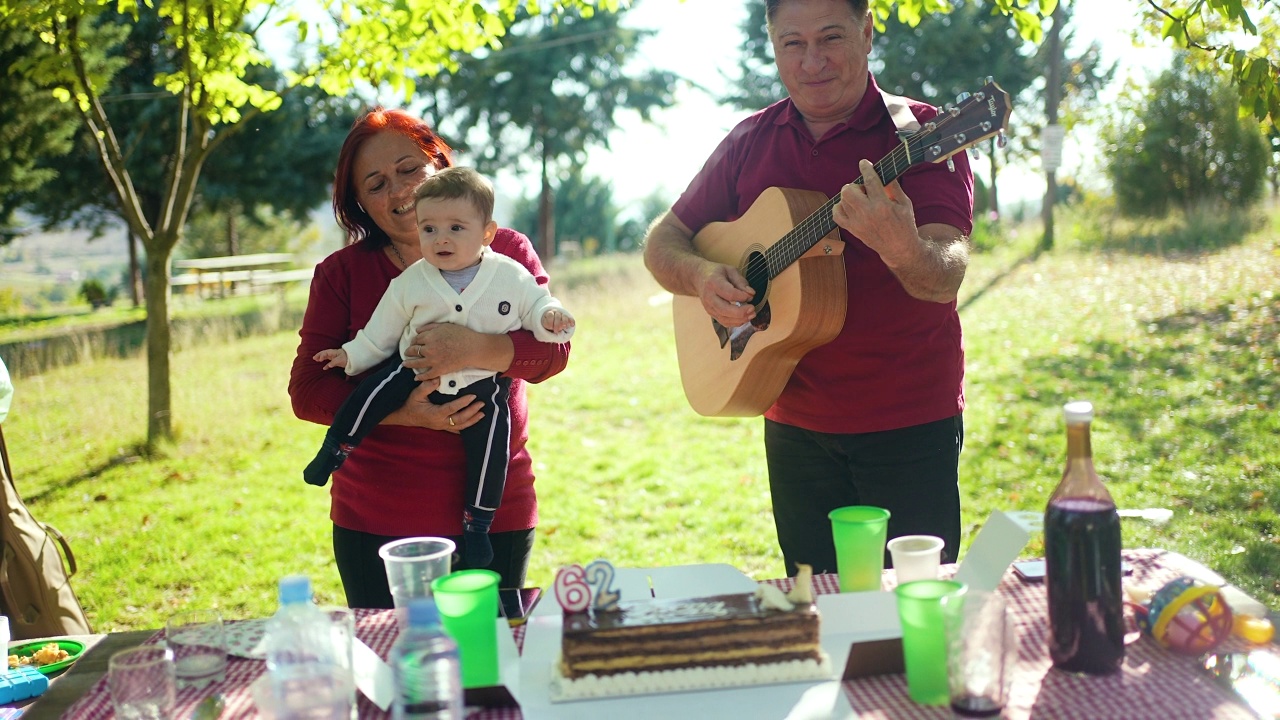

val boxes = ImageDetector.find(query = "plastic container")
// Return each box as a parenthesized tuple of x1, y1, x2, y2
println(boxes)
(262, 576, 352, 720)
(391, 598, 463, 720)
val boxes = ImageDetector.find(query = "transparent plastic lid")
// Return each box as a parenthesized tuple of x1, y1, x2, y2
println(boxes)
(1063, 400, 1094, 424)
(278, 575, 312, 605)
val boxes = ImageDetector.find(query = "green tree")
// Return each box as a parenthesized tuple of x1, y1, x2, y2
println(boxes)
(0, 0, 616, 446)
(419, 4, 678, 261)
(721, 1, 1107, 221)
(871, 0, 1043, 219)
(720, 0, 1277, 125)
(511, 173, 620, 256)
(1102, 52, 1268, 217)
(0, 23, 95, 242)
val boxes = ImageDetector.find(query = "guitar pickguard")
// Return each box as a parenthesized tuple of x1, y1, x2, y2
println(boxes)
(712, 302, 772, 361)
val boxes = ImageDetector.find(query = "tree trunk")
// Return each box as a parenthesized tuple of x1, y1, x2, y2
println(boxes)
(143, 248, 172, 444)
(127, 227, 142, 307)
(226, 205, 239, 256)
(988, 137, 1000, 220)
(1040, 2, 1064, 252)
(537, 143, 555, 262)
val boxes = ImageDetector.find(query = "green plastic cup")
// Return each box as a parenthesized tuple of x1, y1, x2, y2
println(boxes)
(895, 579, 967, 706)
(828, 505, 891, 592)
(431, 569, 501, 688)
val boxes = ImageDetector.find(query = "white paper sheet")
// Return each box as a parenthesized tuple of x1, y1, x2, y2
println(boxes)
(953, 509, 1033, 592)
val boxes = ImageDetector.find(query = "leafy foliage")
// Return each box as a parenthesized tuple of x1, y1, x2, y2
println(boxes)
(0, 0, 613, 444)
(1102, 53, 1269, 217)
(418, 3, 678, 258)
(0, 23, 106, 243)
(508, 173, 666, 255)
(721, 0, 1277, 125)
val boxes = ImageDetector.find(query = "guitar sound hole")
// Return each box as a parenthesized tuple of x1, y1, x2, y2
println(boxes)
(742, 251, 769, 310)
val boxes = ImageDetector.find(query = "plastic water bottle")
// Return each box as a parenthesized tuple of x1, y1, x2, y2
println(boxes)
(391, 598, 463, 720)
(263, 576, 351, 719)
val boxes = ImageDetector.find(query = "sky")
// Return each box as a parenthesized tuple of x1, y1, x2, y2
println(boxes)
(487, 0, 1176, 218)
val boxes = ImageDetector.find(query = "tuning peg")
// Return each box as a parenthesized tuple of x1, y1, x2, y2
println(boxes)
(969, 147, 981, 159)
(955, 91, 972, 104)
(996, 131, 1008, 149)
(946, 158, 956, 173)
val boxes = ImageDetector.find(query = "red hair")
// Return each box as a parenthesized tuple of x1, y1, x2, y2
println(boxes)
(331, 108, 454, 246)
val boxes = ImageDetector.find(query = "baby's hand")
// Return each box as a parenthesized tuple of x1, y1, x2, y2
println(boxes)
(542, 309, 575, 335)
(314, 348, 348, 370)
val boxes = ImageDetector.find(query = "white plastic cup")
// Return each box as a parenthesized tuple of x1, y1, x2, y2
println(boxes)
(888, 535, 946, 584)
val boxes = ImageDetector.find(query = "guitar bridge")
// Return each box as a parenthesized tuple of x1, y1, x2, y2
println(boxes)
(711, 303, 771, 360)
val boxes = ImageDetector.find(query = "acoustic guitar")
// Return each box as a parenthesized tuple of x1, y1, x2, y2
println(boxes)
(673, 81, 1012, 417)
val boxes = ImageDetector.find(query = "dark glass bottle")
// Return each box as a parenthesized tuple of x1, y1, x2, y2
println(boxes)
(1044, 401, 1125, 674)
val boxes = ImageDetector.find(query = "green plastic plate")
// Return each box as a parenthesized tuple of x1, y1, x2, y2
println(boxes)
(8, 639, 86, 676)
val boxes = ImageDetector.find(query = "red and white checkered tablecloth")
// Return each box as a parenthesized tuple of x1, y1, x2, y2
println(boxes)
(63, 549, 1273, 719)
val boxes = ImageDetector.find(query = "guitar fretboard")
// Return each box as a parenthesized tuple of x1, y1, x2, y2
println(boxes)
(760, 140, 919, 277)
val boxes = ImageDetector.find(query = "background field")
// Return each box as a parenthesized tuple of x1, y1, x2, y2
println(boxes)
(2, 207, 1278, 632)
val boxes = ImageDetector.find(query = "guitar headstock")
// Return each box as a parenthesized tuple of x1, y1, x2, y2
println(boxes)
(913, 81, 1012, 164)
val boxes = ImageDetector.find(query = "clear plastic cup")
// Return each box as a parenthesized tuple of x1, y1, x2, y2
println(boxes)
(379, 537, 456, 608)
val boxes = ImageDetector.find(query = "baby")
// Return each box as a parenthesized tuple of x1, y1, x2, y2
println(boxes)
(305, 166, 574, 567)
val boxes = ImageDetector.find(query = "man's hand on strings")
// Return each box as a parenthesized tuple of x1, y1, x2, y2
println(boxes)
(699, 263, 755, 329)
(833, 158, 921, 269)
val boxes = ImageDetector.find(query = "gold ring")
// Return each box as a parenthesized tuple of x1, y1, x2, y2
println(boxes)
(448, 416, 455, 426)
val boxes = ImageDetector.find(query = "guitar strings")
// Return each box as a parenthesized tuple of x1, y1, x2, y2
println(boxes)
(744, 136, 920, 282)
(741, 86, 1000, 287)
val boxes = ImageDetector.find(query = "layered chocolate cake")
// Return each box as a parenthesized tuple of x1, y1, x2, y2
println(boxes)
(551, 569, 830, 700)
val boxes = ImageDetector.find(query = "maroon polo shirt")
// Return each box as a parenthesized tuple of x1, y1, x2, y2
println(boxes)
(672, 73, 973, 434)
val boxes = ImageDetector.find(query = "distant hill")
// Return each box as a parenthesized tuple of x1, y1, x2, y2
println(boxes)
(1, 222, 131, 291)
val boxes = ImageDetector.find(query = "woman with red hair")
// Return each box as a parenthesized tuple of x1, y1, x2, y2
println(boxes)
(289, 108, 570, 608)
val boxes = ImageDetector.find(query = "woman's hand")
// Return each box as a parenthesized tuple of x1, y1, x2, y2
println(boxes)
(382, 377, 484, 432)
(402, 322, 514, 377)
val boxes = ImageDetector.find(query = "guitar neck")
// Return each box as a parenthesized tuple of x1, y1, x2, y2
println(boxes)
(764, 146, 915, 275)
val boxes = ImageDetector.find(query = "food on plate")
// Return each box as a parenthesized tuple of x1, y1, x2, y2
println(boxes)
(8, 642, 70, 668)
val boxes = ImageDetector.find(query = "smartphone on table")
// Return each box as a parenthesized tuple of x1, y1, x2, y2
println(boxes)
(1012, 559, 1132, 582)
(499, 587, 543, 625)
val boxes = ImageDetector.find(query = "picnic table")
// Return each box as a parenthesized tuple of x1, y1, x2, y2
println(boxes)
(170, 253, 310, 298)
(13, 549, 1277, 719)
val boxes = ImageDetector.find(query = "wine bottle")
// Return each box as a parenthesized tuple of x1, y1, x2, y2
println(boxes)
(1044, 401, 1125, 674)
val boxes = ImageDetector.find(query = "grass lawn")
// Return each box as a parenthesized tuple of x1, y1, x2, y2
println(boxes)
(2, 207, 1278, 632)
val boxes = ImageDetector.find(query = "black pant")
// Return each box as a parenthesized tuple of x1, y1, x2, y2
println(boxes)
(332, 524, 535, 609)
(324, 363, 513, 516)
(764, 415, 963, 576)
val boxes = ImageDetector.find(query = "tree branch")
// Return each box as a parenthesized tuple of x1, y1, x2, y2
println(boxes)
(64, 13, 155, 244)
(1143, 0, 1219, 52)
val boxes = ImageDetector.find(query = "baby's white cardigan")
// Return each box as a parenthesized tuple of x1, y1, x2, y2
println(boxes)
(342, 247, 574, 394)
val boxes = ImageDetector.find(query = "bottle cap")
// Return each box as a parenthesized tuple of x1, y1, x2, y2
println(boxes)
(406, 597, 442, 627)
(1064, 400, 1093, 424)
(278, 575, 313, 605)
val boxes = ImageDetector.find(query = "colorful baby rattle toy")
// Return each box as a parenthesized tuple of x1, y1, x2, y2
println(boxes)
(1134, 576, 1235, 655)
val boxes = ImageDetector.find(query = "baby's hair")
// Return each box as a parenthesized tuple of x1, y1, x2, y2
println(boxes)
(414, 167, 495, 224)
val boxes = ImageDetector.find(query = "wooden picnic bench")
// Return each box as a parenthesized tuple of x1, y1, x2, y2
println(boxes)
(170, 253, 310, 297)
